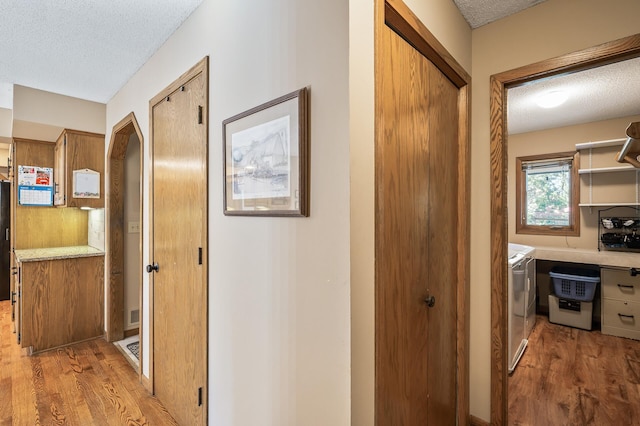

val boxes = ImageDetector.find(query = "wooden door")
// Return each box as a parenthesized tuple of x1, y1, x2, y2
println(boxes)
(150, 58, 208, 425)
(375, 14, 462, 426)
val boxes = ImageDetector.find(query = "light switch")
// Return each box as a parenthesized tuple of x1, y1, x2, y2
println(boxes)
(128, 221, 140, 233)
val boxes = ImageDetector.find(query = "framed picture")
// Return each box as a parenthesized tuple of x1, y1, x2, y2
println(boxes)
(223, 87, 309, 216)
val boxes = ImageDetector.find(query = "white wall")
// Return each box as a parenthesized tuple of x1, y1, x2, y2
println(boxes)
(471, 0, 640, 421)
(10, 86, 105, 142)
(0, 108, 11, 138)
(106, 0, 350, 424)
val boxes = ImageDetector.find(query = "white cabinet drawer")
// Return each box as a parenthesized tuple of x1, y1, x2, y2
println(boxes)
(602, 267, 640, 303)
(602, 298, 640, 340)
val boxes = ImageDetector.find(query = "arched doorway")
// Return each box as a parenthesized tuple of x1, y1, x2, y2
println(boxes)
(106, 113, 144, 377)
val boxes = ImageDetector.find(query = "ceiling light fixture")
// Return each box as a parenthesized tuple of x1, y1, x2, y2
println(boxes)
(536, 90, 569, 108)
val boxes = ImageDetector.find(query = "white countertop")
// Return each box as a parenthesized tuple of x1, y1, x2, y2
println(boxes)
(15, 246, 105, 262)
(534, 246, 640, 269)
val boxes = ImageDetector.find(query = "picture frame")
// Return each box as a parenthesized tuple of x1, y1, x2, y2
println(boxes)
(223, 87, 309, 216)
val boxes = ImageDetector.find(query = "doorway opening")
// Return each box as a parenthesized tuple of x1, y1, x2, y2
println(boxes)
(106, 113, 144, 380)
(489, 33, 640, 424)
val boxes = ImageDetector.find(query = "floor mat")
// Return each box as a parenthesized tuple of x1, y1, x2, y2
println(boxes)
(126, 341, 139, 359)
(114, 335, 140, 369)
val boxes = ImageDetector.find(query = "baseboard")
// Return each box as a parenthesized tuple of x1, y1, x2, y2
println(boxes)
(124, 328, 139, 338)
(141, 373, 152, 393)
(469, 414, 490, 426)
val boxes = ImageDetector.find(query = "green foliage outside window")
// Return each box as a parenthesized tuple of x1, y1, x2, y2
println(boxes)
(525, 169, 570, 226)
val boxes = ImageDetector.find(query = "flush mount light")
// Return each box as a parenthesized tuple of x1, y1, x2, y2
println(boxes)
(536, 90, 568, 108)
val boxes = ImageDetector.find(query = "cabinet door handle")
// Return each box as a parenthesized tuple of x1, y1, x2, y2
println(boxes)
(54, 183, 59, 194)
(618, 313, 635, 319)
(617, 284, 634, 289)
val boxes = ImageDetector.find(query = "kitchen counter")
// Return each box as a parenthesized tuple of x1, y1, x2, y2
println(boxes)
(14, 245, 105, 262)
(535, 246, 640, 269)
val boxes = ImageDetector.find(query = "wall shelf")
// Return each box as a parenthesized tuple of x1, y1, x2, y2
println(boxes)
(579, 165, 637, 174)
(580, 203, 640, 207)
(575, 138, 627, 150)
(576, 137, 639, 206)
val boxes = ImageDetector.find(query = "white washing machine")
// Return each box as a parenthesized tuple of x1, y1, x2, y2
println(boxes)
(508, 243, 536, 373)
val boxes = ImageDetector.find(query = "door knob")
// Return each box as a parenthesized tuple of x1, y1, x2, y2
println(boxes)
(424, 295, 436, 308)
(146, 263, 159, 273)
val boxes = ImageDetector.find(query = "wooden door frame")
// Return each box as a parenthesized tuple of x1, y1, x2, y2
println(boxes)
(489, 33, 640, 425)
(106, 113, 144, 381)
(374, 0, 471, 424)
(148, 57, 209, 400)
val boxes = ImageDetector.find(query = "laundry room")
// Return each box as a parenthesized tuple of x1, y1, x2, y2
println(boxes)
(503, 53, 640, 422)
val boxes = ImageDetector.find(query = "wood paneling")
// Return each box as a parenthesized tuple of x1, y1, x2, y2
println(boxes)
(0, 300, 178, 425)
(20, 256, 104, 352)
(150, 57, 208, 425)
(16, 207, 88, 248)
(490, 33, 640, 425)
(375, 0, 470, 423)
(509, 315, 640, 425)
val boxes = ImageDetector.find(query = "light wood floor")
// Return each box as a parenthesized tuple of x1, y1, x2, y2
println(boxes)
(509, 315, 640, 425)
(0, 301, 178, 425)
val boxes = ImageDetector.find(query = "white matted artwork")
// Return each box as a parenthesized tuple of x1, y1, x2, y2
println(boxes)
(223, 87, 309, 216)
(73, 169, 100, 199)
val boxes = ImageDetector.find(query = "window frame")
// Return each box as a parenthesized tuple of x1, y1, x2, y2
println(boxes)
(515, 151, 580, 236)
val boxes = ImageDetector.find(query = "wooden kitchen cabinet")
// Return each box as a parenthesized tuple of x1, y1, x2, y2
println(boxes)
(10, 138, 55, 336)
(54, 129, 105, 208)
(601, 267, 640, 340)
(16, 253, 104, 353)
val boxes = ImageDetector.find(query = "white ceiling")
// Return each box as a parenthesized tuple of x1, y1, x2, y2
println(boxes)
(0, 0, 637, 137)
(0, 0, 203, 108)
(453, 0, 547, 28)
(508, 57, 640, 134)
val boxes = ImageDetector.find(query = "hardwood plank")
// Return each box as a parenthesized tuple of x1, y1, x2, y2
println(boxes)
(0, 301, 177, 425)
(510, 315, 640, 425)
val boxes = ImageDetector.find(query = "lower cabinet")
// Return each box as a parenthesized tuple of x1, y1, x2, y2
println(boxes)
(601, 267, 640, 340)
(18, 255, 104, 353)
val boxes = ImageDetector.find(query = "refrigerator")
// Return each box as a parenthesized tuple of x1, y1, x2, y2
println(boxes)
(0, 181, 9, 300)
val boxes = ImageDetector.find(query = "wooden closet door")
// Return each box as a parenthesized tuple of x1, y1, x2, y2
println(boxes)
(150, 59, 208, 425)
(375, 21, 459, 426)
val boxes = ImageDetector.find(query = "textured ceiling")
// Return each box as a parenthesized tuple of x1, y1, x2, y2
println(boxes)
(508, 57, 640, 134)
(453, 0, 547, 28)
(0, 0, 202, 107)
(0, 0, 637, 138)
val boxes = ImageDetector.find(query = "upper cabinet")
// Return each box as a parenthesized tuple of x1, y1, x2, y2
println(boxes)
(54, 129, 105, 208)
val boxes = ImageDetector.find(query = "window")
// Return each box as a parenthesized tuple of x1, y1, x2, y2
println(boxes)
(516, 151, 580, 236)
